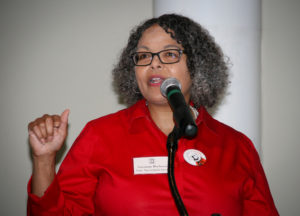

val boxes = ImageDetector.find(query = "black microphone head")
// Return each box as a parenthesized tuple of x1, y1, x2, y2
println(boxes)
(160, 77, 181, 97)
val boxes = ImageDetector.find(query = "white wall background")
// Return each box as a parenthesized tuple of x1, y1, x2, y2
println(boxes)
(261, 0, 300, 215)
(0, 1, 151, 215)
(0, 0, 299, 215)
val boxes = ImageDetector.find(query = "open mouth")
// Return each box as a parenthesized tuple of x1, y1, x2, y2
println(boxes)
(149, 77, 163, 84)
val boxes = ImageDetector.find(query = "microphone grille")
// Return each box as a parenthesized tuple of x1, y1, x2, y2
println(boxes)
(160, 77, 181, 97)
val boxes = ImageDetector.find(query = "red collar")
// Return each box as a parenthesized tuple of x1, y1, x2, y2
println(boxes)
(127, 100, 220, 143)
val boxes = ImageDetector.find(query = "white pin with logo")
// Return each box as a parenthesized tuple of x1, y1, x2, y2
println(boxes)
(183, 149, 206, 166)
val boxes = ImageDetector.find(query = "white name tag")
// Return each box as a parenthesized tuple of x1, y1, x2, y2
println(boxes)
(133, 156, 168, 175)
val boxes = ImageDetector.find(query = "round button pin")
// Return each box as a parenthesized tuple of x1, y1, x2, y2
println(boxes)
(183, 149, 206, 166)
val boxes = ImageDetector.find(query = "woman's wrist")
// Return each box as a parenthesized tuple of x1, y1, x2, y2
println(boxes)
(32, 154, 56, 197)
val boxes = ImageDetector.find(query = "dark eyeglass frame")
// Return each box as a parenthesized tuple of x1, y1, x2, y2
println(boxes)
(132, 49, 184, 66)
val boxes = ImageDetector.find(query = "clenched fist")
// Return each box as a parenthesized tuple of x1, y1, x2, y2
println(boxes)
(28, 109, 70, 158)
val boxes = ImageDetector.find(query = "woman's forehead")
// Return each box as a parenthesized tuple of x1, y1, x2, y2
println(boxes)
(137, 25, 182, 50)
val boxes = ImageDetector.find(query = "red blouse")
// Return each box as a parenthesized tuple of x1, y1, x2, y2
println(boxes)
(27, 100, 279, 216)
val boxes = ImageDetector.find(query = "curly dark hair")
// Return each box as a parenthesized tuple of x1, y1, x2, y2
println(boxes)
(112, 13, 229, 108)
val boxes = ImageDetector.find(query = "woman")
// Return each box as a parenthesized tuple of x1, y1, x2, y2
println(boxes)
(27, 14, 278, 215)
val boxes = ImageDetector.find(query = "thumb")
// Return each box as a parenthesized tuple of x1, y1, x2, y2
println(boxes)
(60, 109, 70, 128)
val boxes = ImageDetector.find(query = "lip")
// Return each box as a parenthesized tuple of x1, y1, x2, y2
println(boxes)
(148, 75, 166, 86)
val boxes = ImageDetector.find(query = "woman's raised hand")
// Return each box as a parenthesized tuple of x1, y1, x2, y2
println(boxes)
(28, 109, 70, 158)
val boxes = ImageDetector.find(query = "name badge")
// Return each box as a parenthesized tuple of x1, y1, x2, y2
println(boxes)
(133, 156, 168, 175)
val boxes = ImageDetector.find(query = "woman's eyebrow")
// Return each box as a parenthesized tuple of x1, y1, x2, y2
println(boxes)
(136, 44, 181, 52)
(164, 44, 181, 49)
(136, 45, 150, 51)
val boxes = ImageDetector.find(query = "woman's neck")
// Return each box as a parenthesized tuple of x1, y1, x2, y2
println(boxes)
(147, 103, 174, 136)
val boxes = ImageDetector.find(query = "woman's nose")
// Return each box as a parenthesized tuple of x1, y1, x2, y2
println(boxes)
(150, 54, 162, 69)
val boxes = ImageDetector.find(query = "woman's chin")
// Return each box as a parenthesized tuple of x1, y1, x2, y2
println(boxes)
(146, 96, 169, 107)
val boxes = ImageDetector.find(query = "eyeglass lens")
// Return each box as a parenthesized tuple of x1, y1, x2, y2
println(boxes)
(133, 49, 182, 66)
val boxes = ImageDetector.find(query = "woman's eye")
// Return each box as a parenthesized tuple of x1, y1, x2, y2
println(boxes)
(165, 51, 177, 58)
(138, 53, 150, 60)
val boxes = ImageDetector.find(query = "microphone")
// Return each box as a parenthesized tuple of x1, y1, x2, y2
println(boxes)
(160, 78, 197, 138)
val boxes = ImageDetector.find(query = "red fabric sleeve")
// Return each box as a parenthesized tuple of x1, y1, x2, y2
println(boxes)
(27, 123, 100, 216)
(27, 176, 66, 216)
(241, 136, 279, 216)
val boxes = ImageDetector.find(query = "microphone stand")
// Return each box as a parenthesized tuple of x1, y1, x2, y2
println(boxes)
(167, 126, 188, 216)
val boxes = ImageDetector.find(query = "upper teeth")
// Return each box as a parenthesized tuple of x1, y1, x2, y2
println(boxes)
(150, 77, 162, 83)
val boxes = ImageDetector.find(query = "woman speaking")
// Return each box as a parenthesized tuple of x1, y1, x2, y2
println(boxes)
(27, 14, 278, 215)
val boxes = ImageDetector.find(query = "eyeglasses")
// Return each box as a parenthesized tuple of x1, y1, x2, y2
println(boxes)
(132, 49, 184, 66)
